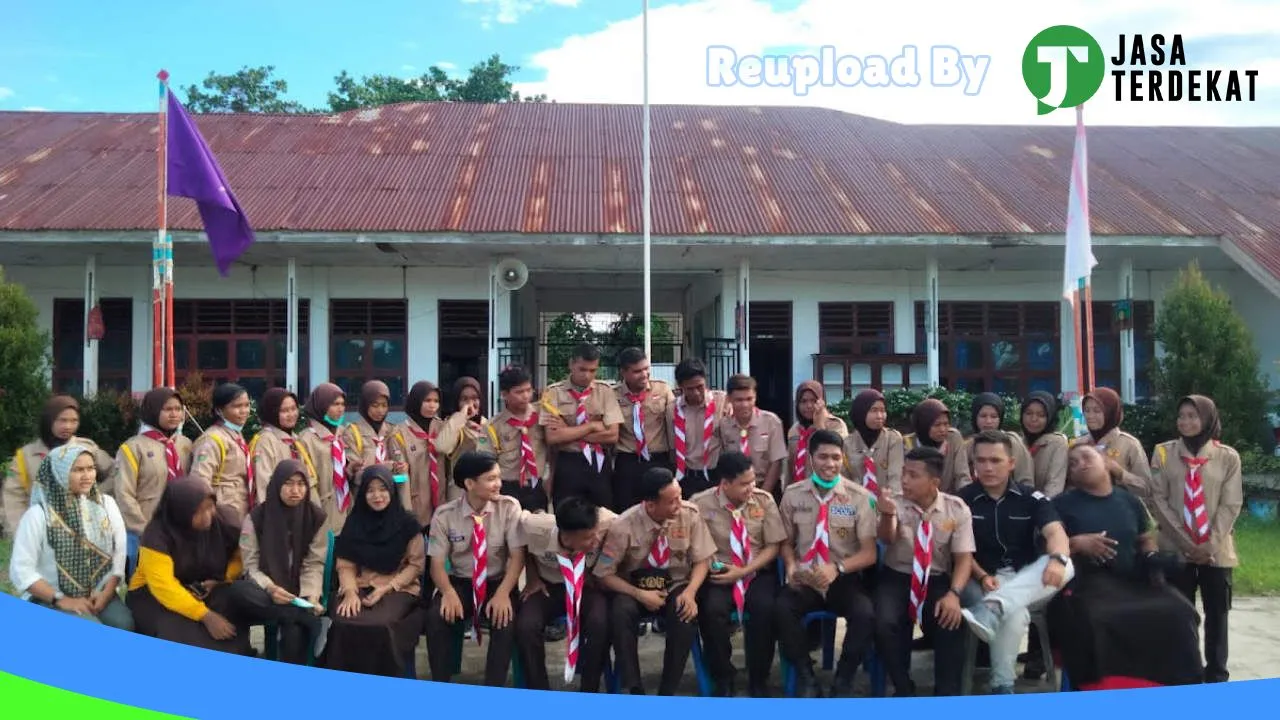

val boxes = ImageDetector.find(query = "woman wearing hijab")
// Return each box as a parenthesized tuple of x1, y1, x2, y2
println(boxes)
(189, 383, 254, 523)
(9, 444, 132, 630)
(964, 393, 1035, 486)
(902, 398, 970, 492)
(323, 465, 425, 677)
(1020, 391, 1069, 497)
(842, 388, 905, 496)
(1076, 387, 1152, 498)
(1149, 395, 1242, 683)
(115, 387, 194, 580)
(393, 381, 447, 528)
(298, 383, 360, 535)
(436, 376, 490, 503)
(4, 395, 115, 538)
(126, 476, 253, 655)
(239, 459, 329, 665)
(342, 380, 405, 477)
(785, 381, 848, 493)
(250, 388, 318, 506)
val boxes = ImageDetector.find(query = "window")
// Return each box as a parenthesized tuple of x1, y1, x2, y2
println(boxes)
(1089, 301, 1155, 400)
(173, 300, 310, 400)
(915, 302, 1059, 397)
(331, 300, 407, 406)
(52, 299, 133, 394)
(439, 300, 488, 398)
(818, 302, 894, 355)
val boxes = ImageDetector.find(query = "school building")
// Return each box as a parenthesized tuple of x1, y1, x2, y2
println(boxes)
(1, 102, 1278, 425)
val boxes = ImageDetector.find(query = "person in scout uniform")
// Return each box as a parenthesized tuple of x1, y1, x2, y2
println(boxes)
(540, 343, 623, 511)
(342, 380, 407, 483)
(874, 445, 975, 697)
(776, 429, 879, 698)
(1149, 394, 1242, 684)
(297, 383, 362, 535)
(1073, 387, 1152, 499)
(902, 398, 970, 493)
(1020, 391, 1069, 497)
(477, 365, 549, 512)
(841, 388, 905, 497)
(249, 388, 318, 506)
(714, 374, 788, 497)
(4, 394, 115, 538)
(964, 393, 1034, 486)
(612, 347, 676, 512)
(596, 466, 716, 696)
(425, 451, 527, 686)
(188, 383, 254, 524)
(786, 380, 848, 496)
(114, 387, 193, 580)
(436, 376, 491, 503)
(691, 451, 786, 697)
(514, 496, 617, 692)
(392, 380, 446, 527)
(666, 357, 731, 499)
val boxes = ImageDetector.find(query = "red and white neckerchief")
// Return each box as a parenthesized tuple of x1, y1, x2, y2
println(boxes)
(626, 389, 650, 460)
(507, 413, 540, 487)
(726, 495, 753, 622)
(407, 424, 441, 507)
(557, 551, 587, 683)
(802, 489, 831, 564)
(227, 426, 254, 509)
(281, 433, 301, 461)
(569, 387, 605, 471)
(371, 433, 387, 464)
(141, 428, 181, 481)
(1182, 455, 1211, 545)
(861, 455, 879, 495)
(793, 426, 814, 484)
(471, 512, 488, 644)
(909, 507, 935, 629)
(735, 410, 757, 455)
(673, 397, 716, 481)
(325, 427, 351, 512)
(647, 529, 670, 568)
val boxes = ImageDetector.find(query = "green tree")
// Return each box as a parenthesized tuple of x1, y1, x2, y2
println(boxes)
(601, 314, 678, 363)
(328, 54, 546, 111)
(184, 65, 311, 113)
(1151, 261, 1272, 449)
(0, 267, 51, 461)
(544, 313, 597, 384)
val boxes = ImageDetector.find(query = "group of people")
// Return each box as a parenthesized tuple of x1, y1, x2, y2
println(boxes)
(3, 343, 1242, 696)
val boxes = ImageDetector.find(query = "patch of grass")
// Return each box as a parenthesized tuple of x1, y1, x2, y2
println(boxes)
(1234, 515, 1280, 596)
(0, 535, 12, 596)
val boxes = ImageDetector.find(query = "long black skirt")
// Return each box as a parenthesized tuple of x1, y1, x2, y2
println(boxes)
(127, 582, 254, 656)
(321, 591, 424, 677)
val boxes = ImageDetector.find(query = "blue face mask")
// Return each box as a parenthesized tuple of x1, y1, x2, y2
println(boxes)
(324, 414, 345, 428)
(219, 415, 244, 434)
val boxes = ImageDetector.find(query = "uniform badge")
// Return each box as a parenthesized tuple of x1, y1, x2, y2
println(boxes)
(670, 526, 687, 539)
(748, 506, 765, 521)
(942, 518, 957, 532)
(448, 532, 467, 543)
(146, 452, 154, 458)
(830, 504, 855, 517)
(673, 549, 686, 562)
(836, 527, 849, 539)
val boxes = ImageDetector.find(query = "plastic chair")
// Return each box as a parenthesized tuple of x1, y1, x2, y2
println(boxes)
(264, 530, 336, 666)
(960, 608, 1057, 695)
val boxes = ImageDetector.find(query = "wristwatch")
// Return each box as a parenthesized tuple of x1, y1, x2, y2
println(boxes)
(1049, 553, 1070, 567)
(52, 590, 65, 604)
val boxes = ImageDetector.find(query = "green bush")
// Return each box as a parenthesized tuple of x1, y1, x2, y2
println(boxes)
(829, 387, 1023, 436)
(175, 372, 261, 444)
(75, 389, 138, 455)
(0, 268, 52, 461)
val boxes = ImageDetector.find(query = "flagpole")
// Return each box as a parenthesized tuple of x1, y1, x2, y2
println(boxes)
(160, 73, 175, 389)
(154, 70, 169, 389)
(641, 0, 652, 361)
(1078, 104, 1096, 392)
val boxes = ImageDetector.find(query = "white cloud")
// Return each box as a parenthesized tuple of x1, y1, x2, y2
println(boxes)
(401, 64, 417, 75)
(21, 107, 48, 112)
(0, 87, 13, 101)
(516, 0, 1280, 126)
(437, 61, 458, 71)
(462, 0, 580, 26)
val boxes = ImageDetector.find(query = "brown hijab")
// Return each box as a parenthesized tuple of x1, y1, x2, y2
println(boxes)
(248, 459, 326, 595)
(911, 399, 950, 448)
(850, 389, 886, 449)
(794, 381, 825, 427)
(140, 476, 241, 585)
(1084, 387, 1123, 442)
(39, 395, 80, 450)
(259, 388, 300, 432)
(358, 380, 391, 433)
(446, 376, 484, 418)
(305, 383, 345, 428)
(1178, 395, 1221, 456)
(138, 387, 182, 436)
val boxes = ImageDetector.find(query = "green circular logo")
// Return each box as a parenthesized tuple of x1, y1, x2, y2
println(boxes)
(1022, 25, 1106, 115)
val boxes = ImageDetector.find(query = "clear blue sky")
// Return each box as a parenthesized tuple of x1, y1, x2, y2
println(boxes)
(0, 0, 655, 112)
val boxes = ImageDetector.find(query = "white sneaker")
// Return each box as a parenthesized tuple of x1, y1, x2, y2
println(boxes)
(962, 604, 1000, 644)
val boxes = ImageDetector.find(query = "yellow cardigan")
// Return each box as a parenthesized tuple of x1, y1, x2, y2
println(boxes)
(128, 547, 243, 622)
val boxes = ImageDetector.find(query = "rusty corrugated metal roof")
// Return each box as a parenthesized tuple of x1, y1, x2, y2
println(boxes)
(1, 102, 1279, 279)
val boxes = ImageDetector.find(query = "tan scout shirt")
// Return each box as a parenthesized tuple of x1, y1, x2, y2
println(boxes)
(715, 409, 789, 481)
(841, 428, 905, 495)
(432, 411, 489, 503)
(614, 380, 676, 455)
(903, 428, 971, 493)
(964, 431, 1035, 486)
(786, 417, 849, 486)
(539, 380, 626, 453)
(115, 431, 194, 535)
(189, 424, 251, 523)
(428, 494, 527, 580)
(665, 390, 729, 472)
(522, 507, 618, 585)
(4, 438, 115, 537)
(883, 490, 976, 577)
(595, 501, 716, 585)
(1149, 439, 1244, 568)
(239, 514, 329, 602)
(337, 534, 426, 598)
(249, 426, 319, 505)
(780, 478, 877, 565)
(691, 486, 787, 568)
(342, 416, 399, 470)
(1026, 433, 1069, 497)
(1070, 428, 1152, 499)
(476, 408, 548, 486)
(297, 419, 353, 536)
(391, 417, 447, 527)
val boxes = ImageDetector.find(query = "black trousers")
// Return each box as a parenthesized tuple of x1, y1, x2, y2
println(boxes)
(612, 451, 673, 512)
(514, 583, 610, 691)
(611, 586, 699, 695)
(552, 452, 612, 511)
(236, 582, 325, 665)
(501, 480, 550, 513)
(679, 468, 716, 500)
(699, 572, 778, 690)
(424, 576, 519, 686)
(1172, 564, 1231, 682)
(873, 569, 965, 696)
(775, 572, 875, 673)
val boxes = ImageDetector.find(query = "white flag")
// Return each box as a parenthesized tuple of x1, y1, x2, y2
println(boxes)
(1063, 105, 1097, 300)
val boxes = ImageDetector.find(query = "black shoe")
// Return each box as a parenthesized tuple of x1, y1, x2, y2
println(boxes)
(544, 623, 566, 642)
(1022, 660, 1046, 680)
(829, 663, 858, 698)
(748, 683, 771, 698)
(796, 665, 824, 698)
(713, 678, 737, 698)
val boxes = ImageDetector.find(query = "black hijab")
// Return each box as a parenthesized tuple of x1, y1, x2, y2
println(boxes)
(358, 380, 391, 434)
(911, 399, 950, 448)
(849, 389, 886, 449)
(1021, 391, 1059, 447)
(40, 395, 80, 450)
(970, 392, 1004, 435)
(405, 381, 440, 430)
(249, 459, 326, 595)
(140, 476, 241, 584)
(333, 466, 421, 575)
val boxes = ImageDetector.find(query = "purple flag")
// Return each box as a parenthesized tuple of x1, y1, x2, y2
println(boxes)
(166, 92, 255, 276)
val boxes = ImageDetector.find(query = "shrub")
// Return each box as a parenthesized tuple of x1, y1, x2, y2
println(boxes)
(829, 387, 1023, 436)
(75, 389, 138, 455)
(0, 268, 52, 460)
(176, 372, 261, 443)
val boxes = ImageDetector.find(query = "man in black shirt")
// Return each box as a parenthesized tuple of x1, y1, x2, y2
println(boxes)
(958, 430, 1073, 694)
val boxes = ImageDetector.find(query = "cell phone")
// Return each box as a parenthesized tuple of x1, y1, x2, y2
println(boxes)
(710, 561, 729, 575)
(291, 597, 315, 610)
(392, 474, 408, 485)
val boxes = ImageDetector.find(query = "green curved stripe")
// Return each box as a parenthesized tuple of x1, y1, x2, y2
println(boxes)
(0, 671, 191, 718)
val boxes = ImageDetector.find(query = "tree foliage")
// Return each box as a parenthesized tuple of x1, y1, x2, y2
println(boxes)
(1151, 261, 1272, 450)
(184, 65, 310, 114)
(0, 267, 51, 461)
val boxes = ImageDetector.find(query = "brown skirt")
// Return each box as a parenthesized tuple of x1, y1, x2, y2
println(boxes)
(127, 584, 253, 656)
(321, 591, 424, 677)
